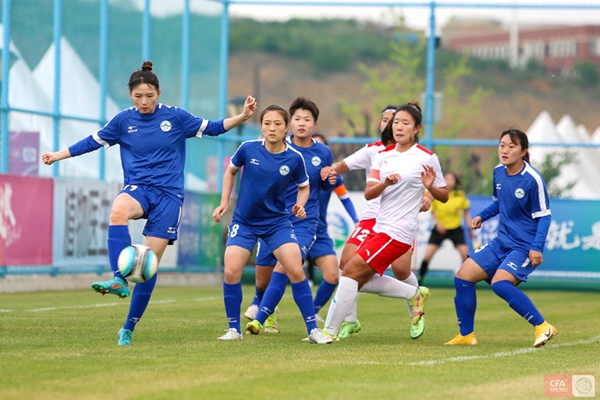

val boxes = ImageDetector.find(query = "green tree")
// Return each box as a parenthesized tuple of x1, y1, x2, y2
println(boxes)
(538, 152, 577, 197)
(574, 61, 600, 88)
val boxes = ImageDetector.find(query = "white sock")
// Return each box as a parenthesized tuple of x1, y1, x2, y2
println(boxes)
(403, 272, 419, 317)
(324, 276, 359, 336)
(344, 295, 358, 324)
(360, 274, 418, 299)
(403, 272, 418, 287)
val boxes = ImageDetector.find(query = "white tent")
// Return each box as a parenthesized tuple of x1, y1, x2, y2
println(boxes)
(527, 111, 599, 199)
(555, 115, 600, 195)
(32, 37, 123, 183)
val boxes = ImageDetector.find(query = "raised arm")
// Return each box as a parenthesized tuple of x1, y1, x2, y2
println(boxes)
(222, 96, 257, 131)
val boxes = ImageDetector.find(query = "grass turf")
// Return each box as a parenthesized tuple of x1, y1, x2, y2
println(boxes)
(1, 285, 598, 399)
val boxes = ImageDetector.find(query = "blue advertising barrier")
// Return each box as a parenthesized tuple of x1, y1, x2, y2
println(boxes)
(469, 196, 600, 281)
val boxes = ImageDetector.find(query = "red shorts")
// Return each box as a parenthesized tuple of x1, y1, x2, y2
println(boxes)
(356, 232, 411, 276)
(346, 219, 376, 247)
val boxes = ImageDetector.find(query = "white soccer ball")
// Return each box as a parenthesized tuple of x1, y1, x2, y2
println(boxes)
(117, 244, 159, 283)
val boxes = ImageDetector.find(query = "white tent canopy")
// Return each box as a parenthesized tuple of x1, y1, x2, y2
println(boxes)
(528, 111, 600, 199)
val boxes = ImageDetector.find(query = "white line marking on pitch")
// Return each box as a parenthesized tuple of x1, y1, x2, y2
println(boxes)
(21, 297, 219, 313)
(345, 335, 600, 366)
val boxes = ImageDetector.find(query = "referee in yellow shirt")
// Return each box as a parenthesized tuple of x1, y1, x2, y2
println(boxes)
(418, 172, 474, 285)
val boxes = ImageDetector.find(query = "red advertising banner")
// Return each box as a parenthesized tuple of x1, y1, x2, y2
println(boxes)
(0, 175, 53, 265)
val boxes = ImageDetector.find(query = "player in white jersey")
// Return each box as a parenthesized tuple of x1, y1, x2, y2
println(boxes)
(42, 61, 257, 346)
(445, 129, 555, 347)
(324, 106, 432, 339)
(323, 103, 448, 339)
(212, 105, 333, 344)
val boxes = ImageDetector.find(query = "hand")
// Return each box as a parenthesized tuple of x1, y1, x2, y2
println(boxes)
(292, 204, 306, 219)
(419, 196, 432, 212)
(241, 95, 257, 120)
(529, 250, 543, 267)
(41, 151, 59, 166)
(320, 166, 333, 181)
(326, 169, 337, 185)
(384, 173, 400, 186)
(420, 164, 436, 189)
(471, 216, 483, 230)
(212, 204, 228, 223)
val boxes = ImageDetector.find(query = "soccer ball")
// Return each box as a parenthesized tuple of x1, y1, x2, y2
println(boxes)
(117, 244, 159, 283)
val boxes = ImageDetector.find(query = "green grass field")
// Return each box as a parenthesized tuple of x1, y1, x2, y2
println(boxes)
(1, 284, 599, 400)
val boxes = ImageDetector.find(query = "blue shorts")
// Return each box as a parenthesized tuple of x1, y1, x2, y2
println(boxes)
(468, 239, 535, 282)
(308, 228, 336, 259)
(226, 219, 298, 254)
(121, 184, 182, 244)
(256, 219, 318, 267)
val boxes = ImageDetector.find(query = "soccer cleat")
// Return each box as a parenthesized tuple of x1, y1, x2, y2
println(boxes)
(218, 328, 243, 340)
(245, 320, 263, 335)
(533, 321, 557, 348)
(411, 315, 425, 339)
(92, 277, 130, 298)
(445, 332, 478, 345)
(308, 328, 335, 344)
(264, 306, 279, 333)
(117, 328, 132, 346)
(409, 286, 430, 325)
(338, 319, 362, 339)
(243, 304, 259, 321)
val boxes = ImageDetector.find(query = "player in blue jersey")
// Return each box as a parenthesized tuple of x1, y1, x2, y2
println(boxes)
(445, 128, 556, 347)
(41, 61, 257, 346)
(244, 97, 337, 335)
(212, 104, 333, 344)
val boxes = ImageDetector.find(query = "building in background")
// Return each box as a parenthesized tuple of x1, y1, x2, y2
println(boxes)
(443, 19, 600, 76)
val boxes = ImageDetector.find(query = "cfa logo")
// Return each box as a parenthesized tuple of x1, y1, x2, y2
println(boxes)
(545, 374, 596, 398)
(549, 379, 567, 388)
(311, 156, 321, 166)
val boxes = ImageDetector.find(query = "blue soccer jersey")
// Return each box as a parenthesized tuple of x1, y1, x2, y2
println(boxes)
(285, 136, 335, 224)
(479, 162, 551, 251)
(68, 103, 226, 197)
(230, 139, 309, 229)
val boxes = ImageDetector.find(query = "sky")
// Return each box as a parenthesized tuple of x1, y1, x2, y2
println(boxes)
(130, 0, 600, 31)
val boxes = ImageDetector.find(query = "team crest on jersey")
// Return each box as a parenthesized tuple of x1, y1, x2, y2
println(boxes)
(279, 165, 290, 176)
(160, 120, 172, 132)
(515, 188, 525, 198)
(311, 156, 321, 166)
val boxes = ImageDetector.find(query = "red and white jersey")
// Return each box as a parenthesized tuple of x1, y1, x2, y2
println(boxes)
(368, 143, 445, 244)
(343, 140, 385, 220)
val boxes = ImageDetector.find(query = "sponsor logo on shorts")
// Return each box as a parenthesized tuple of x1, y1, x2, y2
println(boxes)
(506, 261, 518, 270)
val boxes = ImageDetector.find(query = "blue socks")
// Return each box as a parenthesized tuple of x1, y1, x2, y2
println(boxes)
(250, 286, 265, 307)
(255, 271, 288, 325)
(291, 279, 318, 334)
(123, 274, 157, 332)
(491, 280, 544, 326)
(313, 279, 337, 314)
(223, 281, 243, 333)
(454, 277, 477, 336)
(108, 225, 131, 281)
